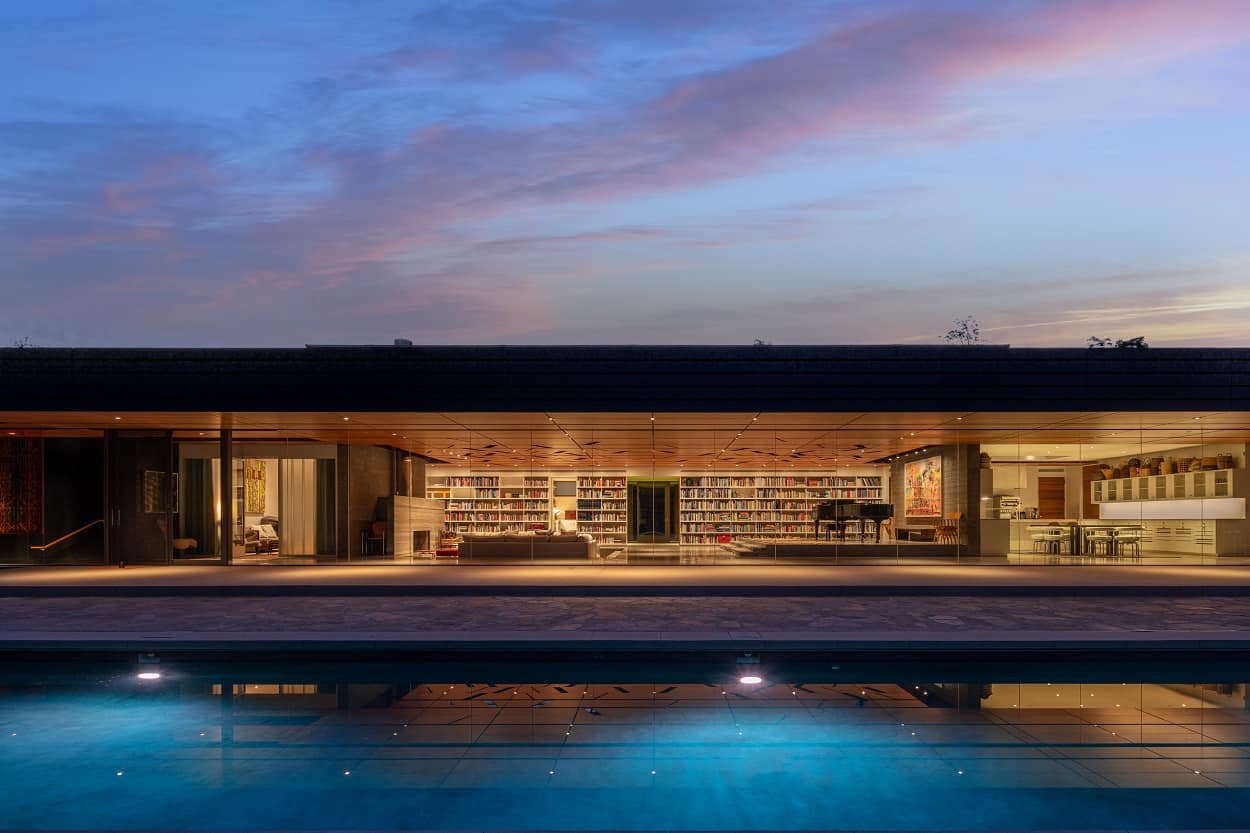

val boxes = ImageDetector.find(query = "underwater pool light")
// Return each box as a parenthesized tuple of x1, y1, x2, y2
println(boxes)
(136, 652, 161, 680)
(735, 652, 763, 685)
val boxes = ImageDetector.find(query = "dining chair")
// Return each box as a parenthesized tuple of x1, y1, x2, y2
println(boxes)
(935, 512, 962, 544)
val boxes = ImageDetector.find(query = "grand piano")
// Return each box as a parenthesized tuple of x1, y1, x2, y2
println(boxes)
(814, 499, 894, 541)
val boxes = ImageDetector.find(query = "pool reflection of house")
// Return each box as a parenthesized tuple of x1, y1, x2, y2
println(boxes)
(2, 344, 1249, 566)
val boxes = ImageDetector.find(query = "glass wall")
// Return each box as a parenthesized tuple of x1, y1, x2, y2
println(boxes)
(0, 435, 105, 565)
(3, 411, 1245, 567)
(177, 440, 337, 563)
(989, 418, 1248, 564)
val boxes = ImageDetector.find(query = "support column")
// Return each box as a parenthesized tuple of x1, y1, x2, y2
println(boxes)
(219, 430, 233, 565)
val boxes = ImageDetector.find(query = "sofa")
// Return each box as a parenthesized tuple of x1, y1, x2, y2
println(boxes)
(240, 519, 280, 554)
(457, 532, 598, 560)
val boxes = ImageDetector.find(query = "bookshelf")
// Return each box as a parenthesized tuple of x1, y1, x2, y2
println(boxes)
(678, 472, 886, 545)
(426, 476, 451, 500)
(576, 475, 627, 544)
(444, 475, 552, 534)
(500, 476, 551, 529)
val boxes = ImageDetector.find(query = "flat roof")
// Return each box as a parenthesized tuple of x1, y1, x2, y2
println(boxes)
(2, 344, 1249, 413)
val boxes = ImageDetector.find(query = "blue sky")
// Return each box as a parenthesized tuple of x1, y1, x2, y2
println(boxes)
(2, 0, 1248, 346)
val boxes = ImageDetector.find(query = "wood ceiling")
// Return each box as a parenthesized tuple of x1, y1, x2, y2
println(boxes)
(2, 411, 1246, 469)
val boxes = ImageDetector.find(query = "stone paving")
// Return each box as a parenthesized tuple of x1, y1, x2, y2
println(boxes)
(3, 593, 1250, 635)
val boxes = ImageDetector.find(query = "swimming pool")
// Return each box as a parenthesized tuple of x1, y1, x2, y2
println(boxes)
(2, 658, 1249, 831)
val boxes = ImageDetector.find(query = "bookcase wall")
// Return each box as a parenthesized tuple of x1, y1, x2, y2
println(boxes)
(443, 475, 551, 534)
(678, 471, 886, 545)
(429, 469, 887, 544)
(576, 475, 627, 544)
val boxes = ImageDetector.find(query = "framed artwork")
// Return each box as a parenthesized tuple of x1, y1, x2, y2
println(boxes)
(244, 459, 267, 514)
(904, 456, 942, 517)
(142, 470, 180, 513)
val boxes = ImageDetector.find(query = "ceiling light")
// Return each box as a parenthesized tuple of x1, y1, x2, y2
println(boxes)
(136, 671, 162, 680)
(738, 675, 763, 685)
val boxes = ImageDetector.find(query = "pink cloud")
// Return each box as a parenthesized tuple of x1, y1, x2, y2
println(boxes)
(9, 1, 1250, 347)
(629, 0, 1250, 188)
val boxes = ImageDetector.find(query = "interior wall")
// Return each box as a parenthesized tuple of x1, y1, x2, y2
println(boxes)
(888, 444, 980, 547)
(992, 463, 1084, 518)
(346, 445, 395, 557)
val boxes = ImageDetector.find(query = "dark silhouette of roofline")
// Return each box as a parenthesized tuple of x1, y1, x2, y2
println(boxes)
(2, 344, 1248, 412)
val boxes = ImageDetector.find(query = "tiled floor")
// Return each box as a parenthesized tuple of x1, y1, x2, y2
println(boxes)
(4, 593, 1250, 637)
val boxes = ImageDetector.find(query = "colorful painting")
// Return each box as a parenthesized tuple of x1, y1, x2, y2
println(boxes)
(904, 456, 942, 517)
(244, 459, 267, 513)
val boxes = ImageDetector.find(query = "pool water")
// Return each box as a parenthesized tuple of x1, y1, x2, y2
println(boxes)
(2, 662, 1250, 830)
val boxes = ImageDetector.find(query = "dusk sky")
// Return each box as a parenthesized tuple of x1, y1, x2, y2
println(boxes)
(3, 0, 1249, 347)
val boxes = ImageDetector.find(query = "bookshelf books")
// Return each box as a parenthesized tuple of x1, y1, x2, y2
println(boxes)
(576, 475, 627, 543)
(678, 472, 886, 545)
(444, 475, 552, 534)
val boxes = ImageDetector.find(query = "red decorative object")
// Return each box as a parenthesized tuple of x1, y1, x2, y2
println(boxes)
(0, 438, 42, 535)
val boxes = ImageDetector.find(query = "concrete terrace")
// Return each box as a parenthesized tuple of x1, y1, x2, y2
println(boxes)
(5, 563, 1250, 596)
(4, 564, 1250, 657)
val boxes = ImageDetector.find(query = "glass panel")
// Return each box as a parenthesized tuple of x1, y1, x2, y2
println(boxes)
(1172, 473, 1186, 498)
(4, 436, 106, 565)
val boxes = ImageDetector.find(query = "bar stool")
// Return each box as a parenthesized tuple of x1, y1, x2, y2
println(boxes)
(1085, 527, 1113, 556)
(1115, 528, 1142, 558)
(1031, 526, 1063, 553)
